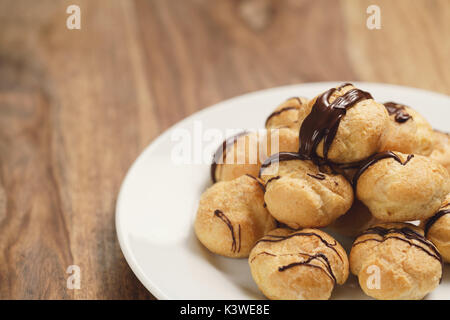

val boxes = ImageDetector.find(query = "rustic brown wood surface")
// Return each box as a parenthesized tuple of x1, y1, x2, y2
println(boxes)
(0, 0, 448, 299)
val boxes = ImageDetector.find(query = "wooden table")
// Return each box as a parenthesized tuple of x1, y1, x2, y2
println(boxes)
(0, 0, 448, 299)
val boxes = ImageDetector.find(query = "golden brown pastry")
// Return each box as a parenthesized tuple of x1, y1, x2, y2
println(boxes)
(211, 129, 299, 182)
(350, 223, 442, 300)
(249, 228, 349, 300)
(259, 152, 353, 229)
(422, 194, 450, 262)
(381, 102, 434, 156)
(429, 130, 450, 174)
(355, 151, 450, 222)
(298, 83, 390, 164)
(329, 200, 381, 237)
(265, 96, 309, 130)
(195, 175, 276, 258)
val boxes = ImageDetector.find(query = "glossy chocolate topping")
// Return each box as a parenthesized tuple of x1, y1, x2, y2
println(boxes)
(211, 131, 248, 183)
(298, 86, 373, 162)
(265, 106, 299, 127)
(353, 225, 442, 264)
(384, 102, 411, 123)
(307, 173, 326, 180)
(245, 174, 266, 193)
(265, 175, 281, 186)
(213, 209, 240, 253)
(352, 151, 414, 187)
(424, 206, 450, 236)
(258, 152, 307, 177)
(278, 252, 337, 283)
(256, 231, 342, 262)
(265, 97, 305, 127)
(250, 251, 276, 263)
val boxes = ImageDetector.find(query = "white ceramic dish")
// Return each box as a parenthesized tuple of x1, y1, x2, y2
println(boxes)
(116, 82, 450, 300)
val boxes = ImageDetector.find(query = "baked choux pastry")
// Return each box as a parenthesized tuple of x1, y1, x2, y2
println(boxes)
(212, 129, 298, 182)
(265, 97, 309, 130)
(249, 228, 349, 300)
(381, 102, 434, 156)
(195, 175, 276, 258)
(354, 151, 450, 222)
(211, 131, 259, 182)
(265, 127, 299, 156)
(350, 223, 442, 300)
(429, 130, 450, 174)
(422, 194, 450, 262)
(259, 152, 353, 229)
(298, 83, 389, 164)
(329, 200, 381, 237)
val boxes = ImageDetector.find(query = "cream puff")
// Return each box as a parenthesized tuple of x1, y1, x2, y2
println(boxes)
(249, 228, 349, 300)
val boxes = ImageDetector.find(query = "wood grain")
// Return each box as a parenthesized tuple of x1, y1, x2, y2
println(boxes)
(0, 0, 448, 299)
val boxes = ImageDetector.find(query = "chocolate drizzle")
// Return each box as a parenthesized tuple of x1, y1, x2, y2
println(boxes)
(256, 231, 342, 262)
(250, 251, 276, 263)
(352, 152, 414, 187)
(265, 106, 299, 127)
(265, 175, 281, 186)
(278, 252, 337, 283)
(353, 226, 442, 265)
(259, 152, 307, 177)
(424, 206, 450, 236)
(213, 209, 240, 253)
(245, 174, 266, 193)
(384, 102, 411, 123)
(211, 131, 248, 182)
(307, 173, 326, 180)
(298, 86, 373, 163)
(265, 97, 304, 127)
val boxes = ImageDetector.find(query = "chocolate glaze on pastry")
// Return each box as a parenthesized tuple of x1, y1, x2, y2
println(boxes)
(265, 103, 300, 127)
(249, 228, 349, 300)
(256, 230, 343, 262)
(353, 225, 442, 265)
(424, 207, 450, 236)
(278, 252, 337, 283)
(298, 85, 373, 162)
(245, 174, 266, 192)
(214, 209, 240, 253)
(384, 102, 411, 123)
(258, 152, 307, 177)
(352, 151, 414, 186)
(211, 131, 248, 182)
(307, 173, 326, 180)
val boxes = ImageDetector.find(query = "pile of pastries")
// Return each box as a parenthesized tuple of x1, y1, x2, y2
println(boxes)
(194, 83, 450, 300)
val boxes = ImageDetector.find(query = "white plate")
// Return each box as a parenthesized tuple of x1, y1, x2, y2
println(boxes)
(116, 82, 450, 300)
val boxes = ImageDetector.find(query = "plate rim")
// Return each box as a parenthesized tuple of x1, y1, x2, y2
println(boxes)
(115, 81, 450, 300)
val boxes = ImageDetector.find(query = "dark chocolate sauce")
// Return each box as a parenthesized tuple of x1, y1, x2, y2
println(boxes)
(265, 97, 304, 127)
(307, 173, 326, 180)
(424, 207, 450, 236)
(352, 151, 414, 187)
(238, 225, 241, 252)
(249, 251, 276, 263)
(353, 226, 442, 264)
(265, 175, 281, 187)
(265, 106, 299, 127)
(258, 152, 307, 177)
(256, 231, 342, 262)
(384, 102, 411, 123)
(403, 154, 414, 165)
(278, 252, 337, 283)
(245, 174, 266, 193)
(213, 209, 240, 253)
(298, 86, 373, 162)
(211, 131, 249, 182)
